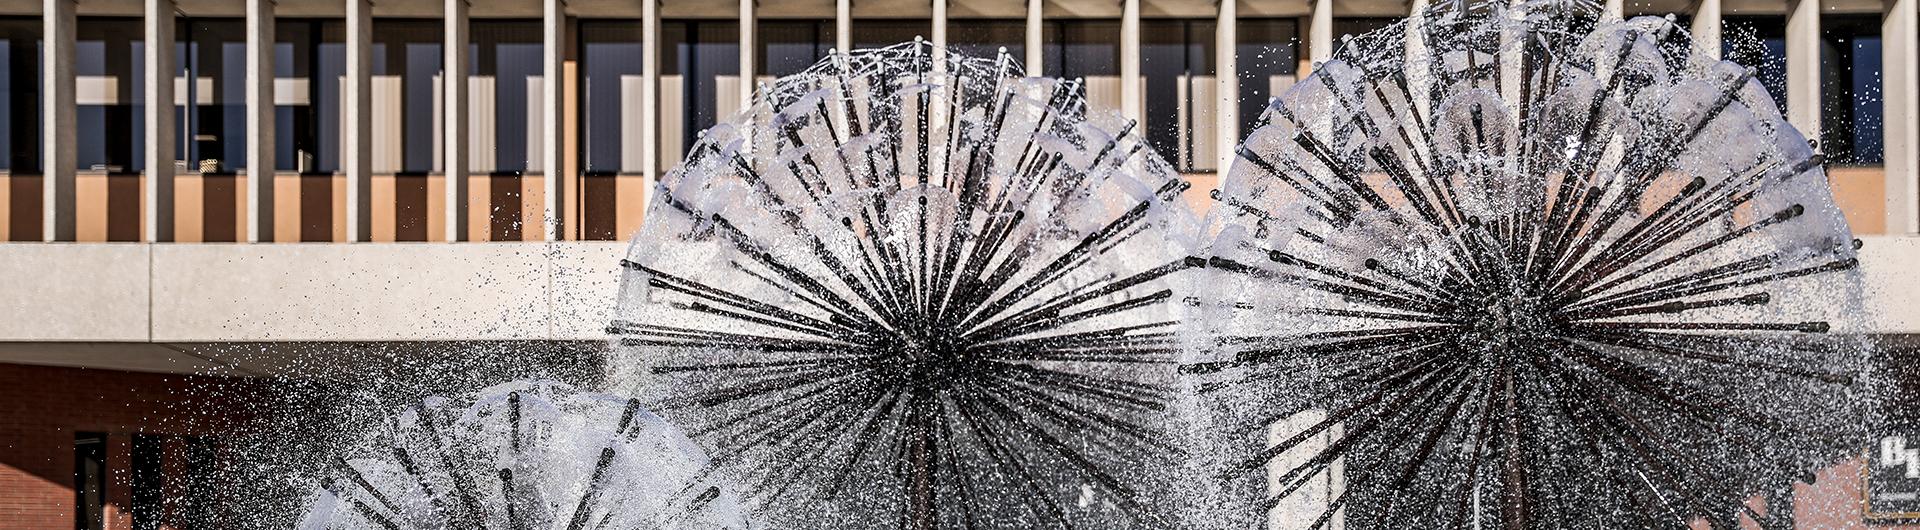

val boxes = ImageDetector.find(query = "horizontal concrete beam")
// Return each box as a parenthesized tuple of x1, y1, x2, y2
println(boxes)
(1, 242, 626, 344)
(0, 235, 1916, 345)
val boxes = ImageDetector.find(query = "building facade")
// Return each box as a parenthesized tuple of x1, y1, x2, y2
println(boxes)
(0, 0, 1917, 529)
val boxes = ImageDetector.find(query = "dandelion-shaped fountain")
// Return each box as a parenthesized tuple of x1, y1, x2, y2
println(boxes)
(297, 380, 744, 529)
(610, 42, 1201, 528)
(1183, 1, 1875, 527)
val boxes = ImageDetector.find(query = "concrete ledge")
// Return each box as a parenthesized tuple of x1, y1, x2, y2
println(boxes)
(2, 242, 625, 343)
(0, 238, 1915, 345)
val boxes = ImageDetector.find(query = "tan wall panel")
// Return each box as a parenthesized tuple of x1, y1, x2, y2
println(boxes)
(274, 174, 302, 243)
(1830, 166, 1886, 236)
(615, 174, 647, 240)
(0, 174, 10, 238)
(521, 175, 545, 242)
(331, 174, 347, 243)
(564, 60, 581, 241)
(468, 175, 492, 242)
(75, 174, 116, 242)
(371, 175, 397, 242)
(175, 175, 205, 243)
(1181, 173, 1218, 214)
(427, 174, 446, 243)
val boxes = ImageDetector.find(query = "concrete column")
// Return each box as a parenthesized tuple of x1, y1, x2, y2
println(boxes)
(543, 0, 566, 241)
(1120, 0, 1141, 123)
(41, 0, 74, 242)
(1025, 0, 1043, 73)
(739, 0, 755, 106)
(245, 0, 275, 242)
(643, 0, 660, 208)
(933, 0, 947, 48)
(445, 0, 469, 241)
(1785, 0, 1820, 139)
(837, 0, 851, 53)
(1604, 0, 1622, 19)
(144, 0, 176, 243)
(1887, 0, 1920, 233)
(1309, 0, 1333, 66)
(1216, 0, 1238, 173)
(1691, 0, 1722, 60)
(345, 0, 373, 242)
(1407, 0, 1432, 117)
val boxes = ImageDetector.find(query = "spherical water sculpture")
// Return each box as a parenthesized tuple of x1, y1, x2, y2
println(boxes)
(611, 42, 1200, 528)
(296, 380, 744, 529)
(1184, 1, 1874, 527)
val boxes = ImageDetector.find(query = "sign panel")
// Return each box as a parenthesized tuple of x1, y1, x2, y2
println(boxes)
(1867, 435, 1920, 520)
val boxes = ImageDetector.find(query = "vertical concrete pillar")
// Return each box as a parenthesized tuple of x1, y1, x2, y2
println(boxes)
(1407, 0, 1432, 117)
(1691, 0, 1723, 60)
(1887, 0, 1920, 233)
(837, 0, 851, 53)
(542, 0, 566, 241)
(42, 0, 74, 242)
(445, 0, 469, 241)
(932, 0, 947, 67)
(144, 0, 176, 243)
(1120, 0, 1141, 123)
(1310, 0, 1333, 67)
(345, 0, 374, 242)
(1785, 0, 1821, 139)
(643, 0, 660, 210)
(246, 0, 275, 242)
(1216, 0, 1238, 173)
(739, 0, 755, 106)
(1604, 0, 1623, 19)
(1026, 0, 1042, 73)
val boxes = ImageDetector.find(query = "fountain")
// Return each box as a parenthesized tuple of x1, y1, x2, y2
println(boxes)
(608, 42, 1202, 529)
(296, 380, 744, 529)
(1182, 0, 1876, 528)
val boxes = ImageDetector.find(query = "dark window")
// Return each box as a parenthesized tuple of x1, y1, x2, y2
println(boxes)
(0, 17, 41, 173)
(1043, 20, 1120, 79)
(851, 20, 927, 51)
(474, 21, 543, 174)
(316, 21, 346, 173)
(1821, 14, 1883, 165)
(182, 19, 246, 173)
(1140, 19, 1215, 172)
(1723, 16, 1788, 112)
(1332, 17, 1396, 55)
(580, 20, 644, 175)
(376, 20, 442, 174)
(131, 434, 163, 530)
(663, 20, 739, 156)
(947, 19, 1024, 65)
(1237, 18, 1299, 135)
(76, 17, 144, 173)
(760, 20, 833, 77)
(74, 433, 107, 530)
(275, 20, 322, 174)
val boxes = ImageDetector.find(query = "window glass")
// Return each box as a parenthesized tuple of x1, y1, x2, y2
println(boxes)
(1043, 20, 1120, 79)
(375, 20, 441, 173)
(1140, 19, 1214, 171)
(580, 21, 643, 175)
(663, 20, 739, 156)
(0, 17, 40, 173)
(76, 17, 145, 173)
(947, 19, 1024, 64)
(852, 20, 928, 51)
(474, 20, 542, 174)
(1237, 18, 1299, 136)
(183, 19, 246, 172)
(1724, 16, 1788, 111)
(760, 20, 832, 76)
(1821, 14, 1882, 165)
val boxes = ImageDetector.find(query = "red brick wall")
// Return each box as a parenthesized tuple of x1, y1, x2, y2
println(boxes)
(0, 363, 258, 530)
